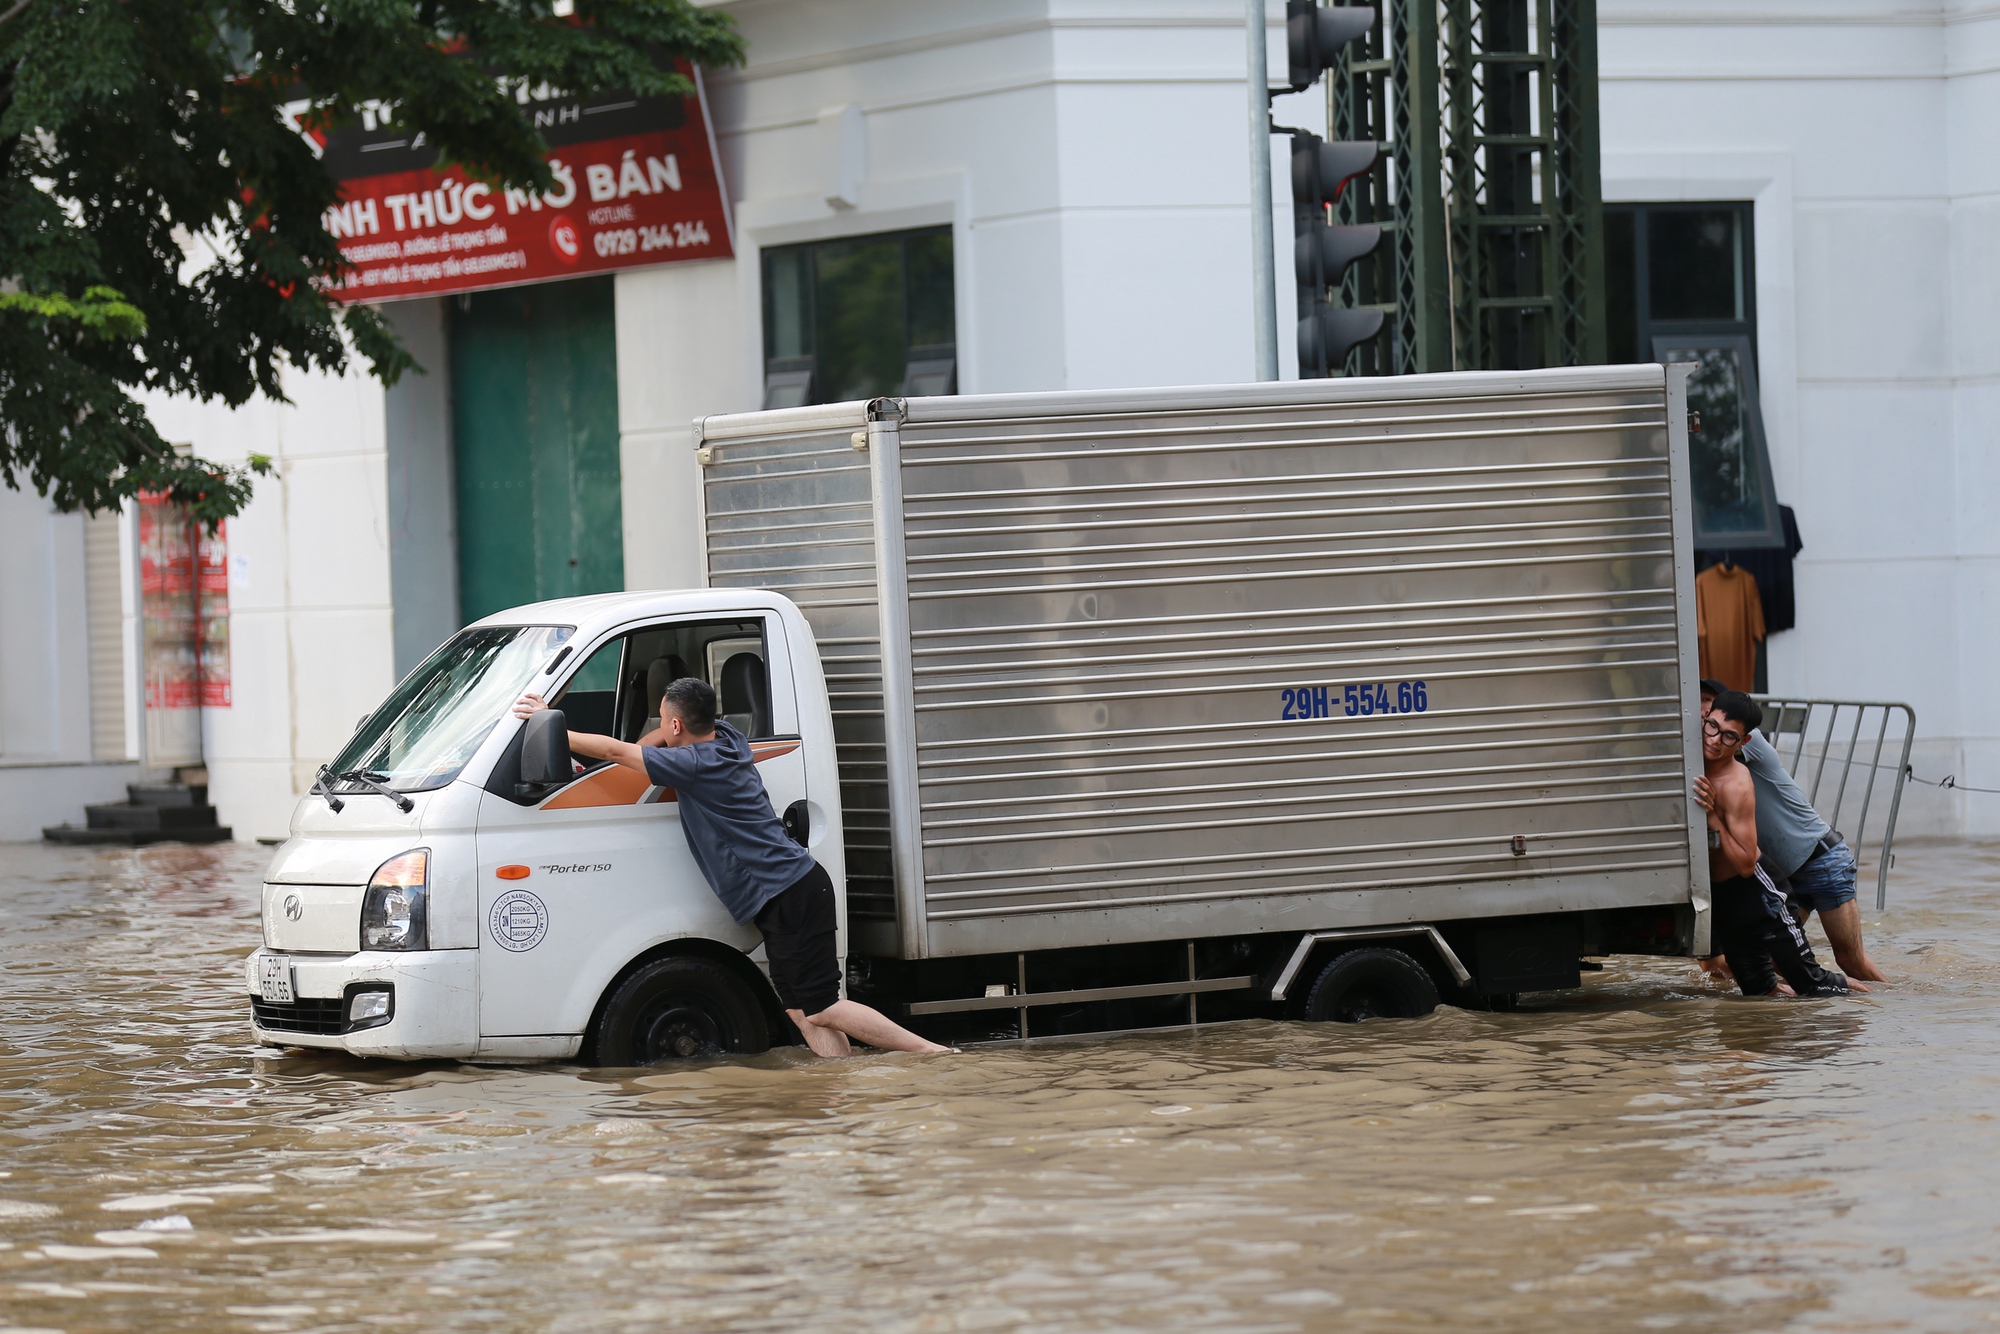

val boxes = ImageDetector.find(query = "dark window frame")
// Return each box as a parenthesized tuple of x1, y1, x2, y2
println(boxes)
(1607, 201, 1758, 361)
(551, 617, 775, 744)
(1606, 201, 1785, 551)
(759, 225, 957, 408)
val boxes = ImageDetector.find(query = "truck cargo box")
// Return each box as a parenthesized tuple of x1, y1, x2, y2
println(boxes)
(696, 366, 1706, 961)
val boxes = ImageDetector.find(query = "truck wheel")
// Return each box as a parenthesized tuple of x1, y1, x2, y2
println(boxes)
(592, 957, 771, 1065)
(1303, 947, 1439, 1023)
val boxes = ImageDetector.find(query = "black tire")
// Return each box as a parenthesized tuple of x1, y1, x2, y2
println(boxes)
(1302, 947, 1440, 1023)
(591, 956, 771, 1065)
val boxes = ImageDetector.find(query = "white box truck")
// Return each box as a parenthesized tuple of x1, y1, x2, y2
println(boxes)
(247, 364, 1708, 1061)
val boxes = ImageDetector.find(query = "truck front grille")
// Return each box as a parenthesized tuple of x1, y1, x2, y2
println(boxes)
(250, 996, 345, 1035)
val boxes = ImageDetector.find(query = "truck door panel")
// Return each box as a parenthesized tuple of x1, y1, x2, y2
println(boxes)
(475, 613, 808, 1038)
(474, 785, 747, 1036)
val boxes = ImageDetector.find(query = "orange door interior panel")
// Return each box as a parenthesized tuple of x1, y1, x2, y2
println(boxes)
(542, 765, 655, 810)
(540, 742, 799, 811)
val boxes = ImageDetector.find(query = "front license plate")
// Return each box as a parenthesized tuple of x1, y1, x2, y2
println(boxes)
(257, 954, 295, 1005)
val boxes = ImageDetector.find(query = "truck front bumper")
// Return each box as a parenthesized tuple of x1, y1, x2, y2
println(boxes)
(246, 947, 480, 1060)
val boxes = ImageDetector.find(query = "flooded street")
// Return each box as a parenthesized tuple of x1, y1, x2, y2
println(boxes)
(1, 841, 1997, 1332)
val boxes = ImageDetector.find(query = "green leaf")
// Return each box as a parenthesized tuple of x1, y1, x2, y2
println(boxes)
(0, 285, 148, 339)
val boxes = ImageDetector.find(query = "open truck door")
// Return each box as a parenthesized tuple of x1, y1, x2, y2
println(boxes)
(472, 610, 812, 1043)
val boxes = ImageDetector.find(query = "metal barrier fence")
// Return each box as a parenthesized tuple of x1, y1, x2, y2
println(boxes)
(1752, 698, 1916, 910)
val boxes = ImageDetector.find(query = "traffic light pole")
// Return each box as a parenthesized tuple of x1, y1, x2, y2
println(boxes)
(1247, 0, 1279, 381)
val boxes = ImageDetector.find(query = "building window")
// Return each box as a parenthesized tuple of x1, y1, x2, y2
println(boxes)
(1606, 202, 1784, 550)
(761, 226, 956, 409)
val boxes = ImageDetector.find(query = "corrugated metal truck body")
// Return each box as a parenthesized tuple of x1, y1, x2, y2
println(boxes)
(699, 366, 1707, 965)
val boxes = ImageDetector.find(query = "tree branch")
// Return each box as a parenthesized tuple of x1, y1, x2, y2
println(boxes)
(0, 0, 35, 28)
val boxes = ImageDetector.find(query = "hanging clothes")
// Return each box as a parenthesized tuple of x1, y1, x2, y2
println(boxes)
(1696, 561, 1765, 693)
(1718, 505, 1804, 635)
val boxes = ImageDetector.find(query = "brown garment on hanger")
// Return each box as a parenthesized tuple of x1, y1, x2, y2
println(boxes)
(1696, 562, 1765, 693)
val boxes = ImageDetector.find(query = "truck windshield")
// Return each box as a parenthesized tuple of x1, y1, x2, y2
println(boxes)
(325, 625, 574, 793)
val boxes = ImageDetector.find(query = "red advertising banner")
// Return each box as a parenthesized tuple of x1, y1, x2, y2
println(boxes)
(139, 496, 231, 712)
(316, 64, 732, 302)
(195, 522, 232, 708)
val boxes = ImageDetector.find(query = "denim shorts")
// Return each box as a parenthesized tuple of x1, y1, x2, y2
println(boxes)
(1787, 840, 1858, 913)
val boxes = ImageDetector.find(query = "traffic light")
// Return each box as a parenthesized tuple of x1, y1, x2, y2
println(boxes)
(1287, 0, 1376, 92)
(1296, 219, 1385, 371)
(1293, 130, 1383, 375)
(1286, 3, 1383, 377)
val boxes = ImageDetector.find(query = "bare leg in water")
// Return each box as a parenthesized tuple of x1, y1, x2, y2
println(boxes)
(789, 999, 950, 1057)
(1802, 900, 1889, 983)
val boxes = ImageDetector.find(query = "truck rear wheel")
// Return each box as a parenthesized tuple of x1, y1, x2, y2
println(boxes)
(1303, 947, 1439, 1023)
(592, 957, 772, 1065)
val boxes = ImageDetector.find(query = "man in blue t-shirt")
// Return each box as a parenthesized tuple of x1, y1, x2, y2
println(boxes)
(514, 677, 947, 1059)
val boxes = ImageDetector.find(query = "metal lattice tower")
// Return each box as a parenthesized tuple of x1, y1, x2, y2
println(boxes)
(1328, 0, 1604, 375)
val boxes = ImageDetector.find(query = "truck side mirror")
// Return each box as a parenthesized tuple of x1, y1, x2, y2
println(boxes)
(518, 709, 573, 787)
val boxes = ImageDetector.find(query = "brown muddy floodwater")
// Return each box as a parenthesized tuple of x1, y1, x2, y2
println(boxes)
(1, 842, 1998, 1333)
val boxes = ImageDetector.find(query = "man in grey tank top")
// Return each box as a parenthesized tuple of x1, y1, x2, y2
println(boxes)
(1701, 680, 1887, 982)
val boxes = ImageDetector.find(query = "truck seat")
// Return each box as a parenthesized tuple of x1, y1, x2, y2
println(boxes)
(719, 652, 770, 737)
(637, 655, 689, 736)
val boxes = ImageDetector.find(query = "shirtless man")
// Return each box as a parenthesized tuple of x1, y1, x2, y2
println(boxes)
(1693, 690, 1859, 997)
(1695, 679, 1887, 983)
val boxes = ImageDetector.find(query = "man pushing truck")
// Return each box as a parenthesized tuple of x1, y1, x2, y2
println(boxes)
(513, 678, 948, 1057)
(1693, 689, 1859, 998)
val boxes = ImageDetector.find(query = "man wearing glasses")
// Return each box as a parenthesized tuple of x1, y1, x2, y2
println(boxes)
(1697, 679, 1888, 984)
(1693, 690, 1861, 998)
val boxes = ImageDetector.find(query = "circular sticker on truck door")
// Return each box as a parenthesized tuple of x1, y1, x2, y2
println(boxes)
(489, 890, 549, 952)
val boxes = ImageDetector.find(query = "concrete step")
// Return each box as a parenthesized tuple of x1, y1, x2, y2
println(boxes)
(43, 823, 234, 847)
(44, 778, 232, 847)
(127, 783, 208, 807)
(84, 802, 222, 832)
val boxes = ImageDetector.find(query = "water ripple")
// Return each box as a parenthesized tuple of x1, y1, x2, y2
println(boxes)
(0, 839, 1996, 1331)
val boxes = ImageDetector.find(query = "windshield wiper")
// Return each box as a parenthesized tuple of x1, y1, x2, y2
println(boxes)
(336, 769, 415, 813)
(311, 765, 346, 814)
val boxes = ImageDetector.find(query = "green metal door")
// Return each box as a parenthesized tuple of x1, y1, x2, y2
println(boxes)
(450, 276, 624, 623)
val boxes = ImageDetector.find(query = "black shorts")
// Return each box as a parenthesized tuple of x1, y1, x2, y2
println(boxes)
(1712, 866, 1848, 998)
(753, 861, 841, 1016)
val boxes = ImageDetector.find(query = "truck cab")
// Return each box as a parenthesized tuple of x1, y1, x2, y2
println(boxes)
(245, 589, 838, 1062)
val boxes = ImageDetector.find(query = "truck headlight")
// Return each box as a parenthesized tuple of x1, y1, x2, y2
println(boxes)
(361, 849, 429, 951)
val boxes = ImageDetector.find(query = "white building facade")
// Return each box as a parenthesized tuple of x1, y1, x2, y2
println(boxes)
(1596, 0, 2000, 837)
(0, 492, 139, 841)
(10, 0, 1991, 842)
